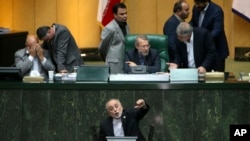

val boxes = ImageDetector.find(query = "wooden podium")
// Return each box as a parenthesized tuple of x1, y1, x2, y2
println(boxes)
(0, 31, 28, 66)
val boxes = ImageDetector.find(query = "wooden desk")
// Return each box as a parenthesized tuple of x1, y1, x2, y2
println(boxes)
(0, 81, 249, 141)
(0, 31, 28, 66)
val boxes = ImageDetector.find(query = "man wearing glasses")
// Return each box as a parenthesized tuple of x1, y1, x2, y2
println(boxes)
(124, 34, 160, 73)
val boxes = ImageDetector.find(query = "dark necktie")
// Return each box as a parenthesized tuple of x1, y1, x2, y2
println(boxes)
(139, 56, 144, 65)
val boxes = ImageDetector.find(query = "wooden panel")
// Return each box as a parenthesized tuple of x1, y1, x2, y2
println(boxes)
(34, 0, 57, 32)
(157, 0, 173, 34)
(0, 0, 13, 28)
(12, 0, 34, 33)
(56, 0, 79, 45)
(127, 0, 157, 34)
(78, 0, 100, 47)
(1, 0, 250, 55)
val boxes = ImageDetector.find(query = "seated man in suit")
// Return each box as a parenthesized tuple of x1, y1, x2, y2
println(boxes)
(124, 34, 161, 73)
(167, 22, 216, 73)
(15, 35, 55, 77)
(98, 98, 149, 141)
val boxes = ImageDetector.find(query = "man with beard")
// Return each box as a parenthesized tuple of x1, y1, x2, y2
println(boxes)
(190, 0, 229, 72)
(163, 0, 190, 62)
(124, 34, 160, 73)
(98, 99, 149, 141)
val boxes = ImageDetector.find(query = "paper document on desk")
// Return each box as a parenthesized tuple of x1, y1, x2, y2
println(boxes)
(170, 69, 198, 82)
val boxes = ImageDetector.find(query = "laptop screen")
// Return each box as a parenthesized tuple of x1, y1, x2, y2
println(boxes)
(106, 136, 137, 141)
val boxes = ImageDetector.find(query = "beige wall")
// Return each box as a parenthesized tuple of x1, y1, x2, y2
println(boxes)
(0, 0, 249, 58)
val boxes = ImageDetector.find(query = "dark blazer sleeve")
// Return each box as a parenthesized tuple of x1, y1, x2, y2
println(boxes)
(98, 118, 112, 141)
(193, 28, 216, 70)
(145, 49, 161, 73)
(163, 15, 180, 62)
(124, 50, 132, 73)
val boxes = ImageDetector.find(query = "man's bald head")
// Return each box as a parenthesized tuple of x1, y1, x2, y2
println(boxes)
(25, 35, 39, 47)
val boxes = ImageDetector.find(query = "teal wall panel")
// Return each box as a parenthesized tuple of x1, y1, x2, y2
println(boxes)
(0, 89, 250, 141)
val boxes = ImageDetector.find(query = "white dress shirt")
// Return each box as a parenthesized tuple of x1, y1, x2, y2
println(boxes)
(113, 118, 124, 136)
(184, 32, 195, 68)
(198, 3, 209, 27)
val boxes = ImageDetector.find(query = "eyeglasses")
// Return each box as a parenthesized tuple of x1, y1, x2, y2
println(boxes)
(139, 45, 150, 48)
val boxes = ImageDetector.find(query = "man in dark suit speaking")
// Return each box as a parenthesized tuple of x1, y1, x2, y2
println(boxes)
(124, 34, 160, 73)
(98, 98, 149, 141)
(168, 22, 216, 73)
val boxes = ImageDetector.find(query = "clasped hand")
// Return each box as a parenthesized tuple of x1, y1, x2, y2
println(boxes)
(29, 44, 44, 61)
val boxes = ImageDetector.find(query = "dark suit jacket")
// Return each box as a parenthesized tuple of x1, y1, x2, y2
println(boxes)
(124, 48, 160, 73)
(42, 23, 83, 73)
(190, 2, 229, 59)
(174, 28, 216, 71)
(98, 104, 149, 141)
(15, 48, 55, 77)
(163, 15, 181, 62)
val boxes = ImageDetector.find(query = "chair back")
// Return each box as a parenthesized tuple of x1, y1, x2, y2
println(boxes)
(147, 124, 155, 141)
(91, 125, 98, 141)
(125, 34, 169, 72)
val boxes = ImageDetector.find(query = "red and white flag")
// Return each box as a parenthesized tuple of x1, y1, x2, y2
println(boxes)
(232, 0, 250, 22)
(97, 0, 123, 27)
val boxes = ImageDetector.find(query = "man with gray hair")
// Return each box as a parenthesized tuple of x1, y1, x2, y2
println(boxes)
(98, 98, 149, 141)
(167, 22, 216, 73)
(124, 34, 160, 73)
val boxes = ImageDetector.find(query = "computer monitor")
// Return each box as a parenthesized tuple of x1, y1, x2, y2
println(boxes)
(0, 67, 22, 81)
(76, 65, 109, 82)
(106, 136, 137, 141)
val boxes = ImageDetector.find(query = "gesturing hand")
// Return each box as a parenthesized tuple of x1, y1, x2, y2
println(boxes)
(134, 99, 146, 109)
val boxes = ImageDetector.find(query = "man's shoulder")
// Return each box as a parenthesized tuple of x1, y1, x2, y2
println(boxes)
(126, 48, 136, 53)
(104, 20, 118, 29)
(149, 48, 158, 54)
(208, 2, 223, 12)
(165, 15, 179, 25)
(15, 48, 26, 54)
